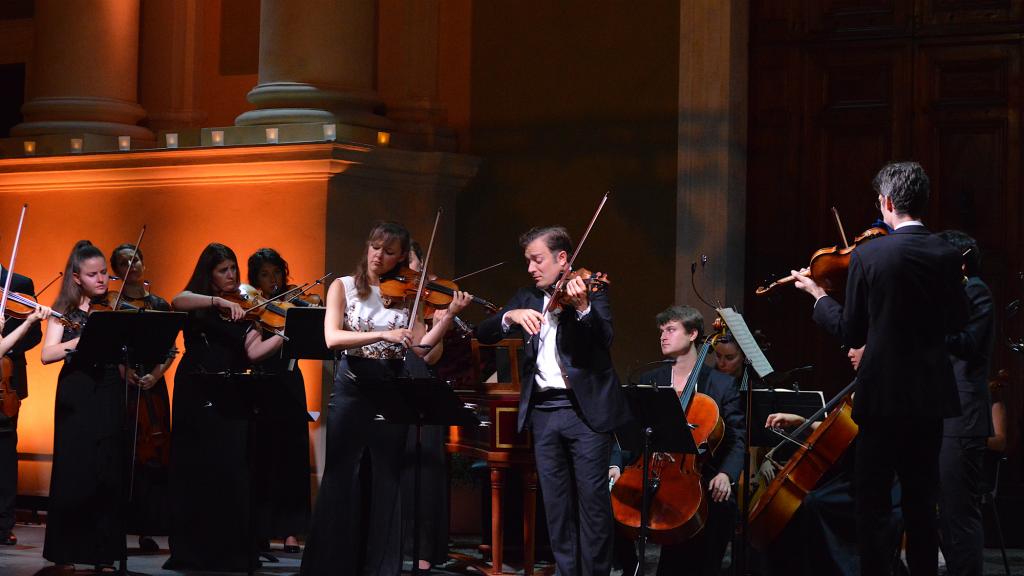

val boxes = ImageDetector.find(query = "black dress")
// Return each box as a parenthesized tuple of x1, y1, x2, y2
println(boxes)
(43, 309, 124, 565)
(124, 293, 173, 538)
(164, 309, 265, 571)
(253, 331, 311, 541)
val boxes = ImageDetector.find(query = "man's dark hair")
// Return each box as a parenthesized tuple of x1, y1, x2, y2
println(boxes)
(937, 229, 981, 277)
(519, 226, 573, 255)
(656, 305, 703, 338)
(872, 161, 930, 217)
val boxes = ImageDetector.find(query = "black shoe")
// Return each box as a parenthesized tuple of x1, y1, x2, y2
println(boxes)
(283, 543, 301, 553)
(138, 536, 159, 553)
(1, 532, 16, 546)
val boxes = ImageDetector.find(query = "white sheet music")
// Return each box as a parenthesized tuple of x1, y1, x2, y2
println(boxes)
(716, 307, 773, 377)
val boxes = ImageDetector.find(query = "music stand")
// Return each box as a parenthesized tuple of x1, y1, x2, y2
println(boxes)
(282, 307, 333, 361)
(73, 310, 185, 576)
(616, 384, 698, 576)
(744, 389, 825, 448)
(355, 371, 481, 576)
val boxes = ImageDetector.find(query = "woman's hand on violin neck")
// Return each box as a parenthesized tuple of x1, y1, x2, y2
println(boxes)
(506, 309, 545, 336)
(381, 327, 415, 346)
(790, 268, 826, 300)
(212, 296, 246, 321)
(564, 276, 590, 311)
(28, 305, 52, 324)
(448, 291, 474, 316)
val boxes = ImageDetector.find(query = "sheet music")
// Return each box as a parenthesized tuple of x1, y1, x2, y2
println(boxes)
(716, 307, 773, 377)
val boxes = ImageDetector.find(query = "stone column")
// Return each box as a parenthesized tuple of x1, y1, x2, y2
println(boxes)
(235, 0, 387, 129)
(377, 0, 455, 150)
(12, 0, 152, 140)
(138, 0, 206, 133)
(675, 0, 749, 313)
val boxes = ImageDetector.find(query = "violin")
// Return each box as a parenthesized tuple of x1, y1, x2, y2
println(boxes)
(379, 267, 499, 316)
(755, 226, 888, 296)
(547, 267, 610, 310)
(0, 288, 79, 329)
(90, 291, 151, 312)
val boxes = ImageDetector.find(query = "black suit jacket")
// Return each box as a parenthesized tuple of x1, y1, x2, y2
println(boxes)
(812, 225, 968, 423)
(0, 268, 40, 399)
(944, 276, 995, 438)
(475, 286, 630, 433)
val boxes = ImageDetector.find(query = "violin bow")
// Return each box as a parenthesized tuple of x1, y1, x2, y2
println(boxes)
(830, 207, 850, 249)
(112, 225, 147, 312)
(408, 209, 443, 339)
(33, 271, 63, 299)
(0, 204, 27, 324)
(541, 191, 610, 316)
(452, 261, 505, 283)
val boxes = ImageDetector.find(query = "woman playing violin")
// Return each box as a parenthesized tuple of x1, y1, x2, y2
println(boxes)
(164, 243, 284, 572)
(39, 240, 122, 572)
(246, 247, 310, 555)
(108, 243, 175, 554)
(301, 222, 472, 576)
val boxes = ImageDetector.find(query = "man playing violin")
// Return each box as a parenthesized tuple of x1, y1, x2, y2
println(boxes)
(476, 226, 630, 576)
(0, 265, 45, 547)
(610, 305, 744, 576)
(791, 161, 968, 576)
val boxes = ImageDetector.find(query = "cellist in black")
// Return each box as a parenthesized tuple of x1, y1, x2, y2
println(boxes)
(610, 305, 744, 576)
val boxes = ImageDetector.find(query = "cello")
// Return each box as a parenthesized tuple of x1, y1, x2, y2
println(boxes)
(747, 378, 859, 549)
(611, 322, 726, 544)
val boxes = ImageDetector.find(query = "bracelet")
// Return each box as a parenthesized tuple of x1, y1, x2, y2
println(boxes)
(210, 295, 216, 308)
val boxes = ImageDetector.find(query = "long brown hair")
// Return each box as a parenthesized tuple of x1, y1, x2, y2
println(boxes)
(53, 240, 106, 315)
(183, 243, 238, 295)
(353, 221, 410, 298)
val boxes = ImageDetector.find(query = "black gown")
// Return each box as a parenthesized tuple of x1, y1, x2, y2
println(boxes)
(124, 293, 173, 538)
(43, 308, 124, 565)
(253, 332, 311, 541)
(164, 309, 266, 571)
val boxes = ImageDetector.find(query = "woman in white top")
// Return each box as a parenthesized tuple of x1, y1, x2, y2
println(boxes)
(301, 221, 471, 575)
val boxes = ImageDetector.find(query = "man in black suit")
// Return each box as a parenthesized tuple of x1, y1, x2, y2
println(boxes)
(476, 226, 630, 576)
(935, 230, 994, 576)
(609, 305, 745, 576)
(792, 161, 969, 575)
(0, 267, 41, 546)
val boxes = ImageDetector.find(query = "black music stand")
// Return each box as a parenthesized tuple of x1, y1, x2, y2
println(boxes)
(282, 306, 333, 361)
(744, 388, 824, 449)
(74, 310, 185, 576)
(616, 384, 698, 576)
(355, 371, 481, 576)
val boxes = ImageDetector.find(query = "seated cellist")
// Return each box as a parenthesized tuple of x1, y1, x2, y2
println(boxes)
(610, 305, 745, 576)
(759, 346, 902, 576)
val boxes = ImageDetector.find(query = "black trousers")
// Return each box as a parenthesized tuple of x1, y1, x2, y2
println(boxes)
(938, 436, 986, 576)
(856, 419, 942, 576)
(301, 357, 407, 576)
(0, 417, 15, 536)
(531, 406, 613, 576)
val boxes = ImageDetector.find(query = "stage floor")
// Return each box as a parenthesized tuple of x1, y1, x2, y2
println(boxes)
(0, 523, 1021, 575)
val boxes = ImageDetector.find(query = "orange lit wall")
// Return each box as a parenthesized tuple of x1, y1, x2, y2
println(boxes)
(0, 143, 345, 495)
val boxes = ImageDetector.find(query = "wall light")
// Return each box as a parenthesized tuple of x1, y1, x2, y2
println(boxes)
(322, 124, 337, 141)
(118, 136, 131, 151)
(265, 127, 279, 144)
(70, 138, 83, 153)
(23, 141, 35, 155)
(165, 133, 179, 148)
(211, 130, 225, 146)
(377, 131, 390, 146)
